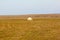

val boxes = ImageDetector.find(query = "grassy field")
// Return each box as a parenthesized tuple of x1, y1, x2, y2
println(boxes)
(0, 18, 60, 40)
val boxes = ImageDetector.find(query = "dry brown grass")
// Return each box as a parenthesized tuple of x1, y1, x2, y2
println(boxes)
(0, 18, 60, 40)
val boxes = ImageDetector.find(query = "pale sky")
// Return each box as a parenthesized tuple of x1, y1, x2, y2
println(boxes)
(0, 0, 60, 15)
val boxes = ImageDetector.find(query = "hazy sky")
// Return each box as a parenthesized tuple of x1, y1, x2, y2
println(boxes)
(0, 0, 60, 15)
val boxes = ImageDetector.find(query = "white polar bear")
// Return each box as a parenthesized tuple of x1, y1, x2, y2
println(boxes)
(27, 17, 32, 21)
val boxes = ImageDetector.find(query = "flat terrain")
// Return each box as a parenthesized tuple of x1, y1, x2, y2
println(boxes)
(0, 14, 60, 19)
(0, 14, 60, 40)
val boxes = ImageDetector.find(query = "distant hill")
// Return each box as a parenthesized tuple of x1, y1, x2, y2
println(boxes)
(0, 14, 60, 19)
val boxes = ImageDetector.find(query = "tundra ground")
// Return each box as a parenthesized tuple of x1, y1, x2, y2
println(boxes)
(0, 18, 60, 40)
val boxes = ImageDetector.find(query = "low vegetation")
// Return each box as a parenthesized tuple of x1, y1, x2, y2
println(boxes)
(0, 18, 60, 40)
